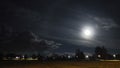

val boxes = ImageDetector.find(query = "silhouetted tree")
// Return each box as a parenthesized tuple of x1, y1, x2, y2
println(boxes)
(24, 54, 28, 60)
(107, 54, 114, 60)
(37, 54, 44, 61)
(116, 54, 120, 60)
(94, 46, 108, 59)
(6, 53, 16, 60)
(75, 48, 85, 60)
(31, 54, 37, 59)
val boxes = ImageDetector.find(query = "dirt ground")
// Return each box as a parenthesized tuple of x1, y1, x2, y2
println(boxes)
(1, 61, 120, 68)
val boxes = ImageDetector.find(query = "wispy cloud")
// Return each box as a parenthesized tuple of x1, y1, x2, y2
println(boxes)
(88, 15, 118, 30)
(0, 25, 61, 52)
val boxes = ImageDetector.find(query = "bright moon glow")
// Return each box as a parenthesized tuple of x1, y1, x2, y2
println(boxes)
(84, 29, 92, 36)
(81, 26, 94, 39)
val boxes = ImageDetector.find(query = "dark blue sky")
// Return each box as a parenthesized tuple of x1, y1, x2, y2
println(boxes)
(1, 0, 120, 54)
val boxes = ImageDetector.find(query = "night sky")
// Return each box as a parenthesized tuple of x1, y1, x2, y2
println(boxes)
(0, 0, 120, 54)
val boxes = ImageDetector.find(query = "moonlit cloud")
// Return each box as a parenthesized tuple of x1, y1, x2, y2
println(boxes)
(0, 25, 61, 52)
(88, 15, 118, 30)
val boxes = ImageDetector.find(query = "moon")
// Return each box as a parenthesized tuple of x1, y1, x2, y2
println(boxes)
(81, 26, 94, 39)
(83, 29, 92, 36)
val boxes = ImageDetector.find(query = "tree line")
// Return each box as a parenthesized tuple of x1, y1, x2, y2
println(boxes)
(0, 46, 120, 61)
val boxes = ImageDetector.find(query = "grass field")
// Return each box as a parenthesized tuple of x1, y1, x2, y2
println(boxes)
(1, 60, 120, 68)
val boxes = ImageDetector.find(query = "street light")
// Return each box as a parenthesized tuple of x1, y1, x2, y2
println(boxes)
(113, 54, 116, 58)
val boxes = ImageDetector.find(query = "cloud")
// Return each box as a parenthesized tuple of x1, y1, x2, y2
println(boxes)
(0, 25, 61, 52)
(88, 15, 118, 30)
(94, 39, 120, 49)
(16, 31, 61, 51)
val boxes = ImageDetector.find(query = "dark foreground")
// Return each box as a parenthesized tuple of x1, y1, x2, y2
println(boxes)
(1, 60, 120, 68)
